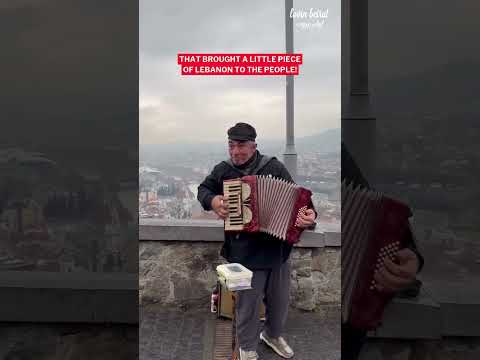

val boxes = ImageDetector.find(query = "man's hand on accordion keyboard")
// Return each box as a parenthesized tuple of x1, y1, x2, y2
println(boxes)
(374, 248, 420, 293)
(295, 209, 316, 228)
(211, 195, 229, 219)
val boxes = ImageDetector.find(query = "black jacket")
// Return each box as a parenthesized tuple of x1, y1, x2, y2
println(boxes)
(341, 142, 424, 272)
(197, 151, 301, 269)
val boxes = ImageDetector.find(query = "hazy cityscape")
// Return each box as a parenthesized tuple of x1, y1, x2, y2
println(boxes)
(139, 129, 341, 231)
(0, 148, 137, 273)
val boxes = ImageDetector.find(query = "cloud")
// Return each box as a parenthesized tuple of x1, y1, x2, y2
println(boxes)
(140, 0, 342, 144)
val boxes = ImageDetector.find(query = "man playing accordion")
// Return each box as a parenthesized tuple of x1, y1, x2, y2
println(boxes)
(341, 142, 425, 360)
(198, 122, 316, 360)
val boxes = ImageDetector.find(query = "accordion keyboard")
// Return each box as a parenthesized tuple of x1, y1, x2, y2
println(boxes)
(224, 180, 244, 230)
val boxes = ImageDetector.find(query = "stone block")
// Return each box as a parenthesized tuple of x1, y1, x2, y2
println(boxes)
(171, 273, 209, 303)
(292, 258, 312, 277)
(291, 248, 312, 260)
(312, 247, 340, 273)
(139, 242, 164, 260)
(313, 269, 340, 304)
(295, 276, 315, 311)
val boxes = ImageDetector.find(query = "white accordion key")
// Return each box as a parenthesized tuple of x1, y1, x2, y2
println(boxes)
(229, 193, 241, 217)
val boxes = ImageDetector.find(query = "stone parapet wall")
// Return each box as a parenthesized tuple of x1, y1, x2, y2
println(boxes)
(139, 241, 341, 311)
(291, 247, 340, 310)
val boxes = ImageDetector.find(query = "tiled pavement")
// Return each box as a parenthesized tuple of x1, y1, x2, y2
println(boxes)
(257, 308, 340, 360)
(140, 303, 340, 360)
(140, 304, 215, 360)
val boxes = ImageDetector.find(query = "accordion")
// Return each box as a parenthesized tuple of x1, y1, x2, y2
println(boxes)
(223, 175, 312, 244)
(341, 180, 412, 330)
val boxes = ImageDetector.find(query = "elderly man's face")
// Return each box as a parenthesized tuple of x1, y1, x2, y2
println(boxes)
(228, 140, 256, 166)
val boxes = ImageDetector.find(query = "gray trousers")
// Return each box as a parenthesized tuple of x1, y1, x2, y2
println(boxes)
(235, 261, 290, 351)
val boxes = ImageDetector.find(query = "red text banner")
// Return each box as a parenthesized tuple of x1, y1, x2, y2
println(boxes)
(177, 53, 303, 76)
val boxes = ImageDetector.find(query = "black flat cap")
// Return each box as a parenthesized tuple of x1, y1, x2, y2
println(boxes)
(227, 122, 257, 141)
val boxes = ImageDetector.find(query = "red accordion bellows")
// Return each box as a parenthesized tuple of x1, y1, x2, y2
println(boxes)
(223, 175, 313, 244)
(342, 180, 412, 330)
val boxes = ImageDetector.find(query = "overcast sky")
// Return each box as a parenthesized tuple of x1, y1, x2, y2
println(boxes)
(140, 0, 341, 144)
(4, 0, 476, 147)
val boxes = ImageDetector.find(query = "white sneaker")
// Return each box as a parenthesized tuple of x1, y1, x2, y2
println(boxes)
(239, 347, 259, 360)
(260, 331, 294, 358)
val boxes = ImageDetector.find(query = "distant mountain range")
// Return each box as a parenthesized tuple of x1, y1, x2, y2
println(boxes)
(140, 128, 340, 164)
